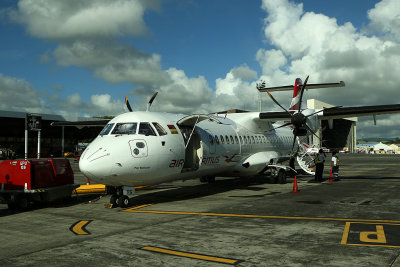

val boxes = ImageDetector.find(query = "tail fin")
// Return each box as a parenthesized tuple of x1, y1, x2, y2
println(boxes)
(289, 78, 302, 111)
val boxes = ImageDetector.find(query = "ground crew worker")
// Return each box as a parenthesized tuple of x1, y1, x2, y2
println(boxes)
(314, 149, 326, 182)
(331, 151, 340, 181)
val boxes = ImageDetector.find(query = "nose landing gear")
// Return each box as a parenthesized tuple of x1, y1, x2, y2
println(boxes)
(108, 186, 134, 208)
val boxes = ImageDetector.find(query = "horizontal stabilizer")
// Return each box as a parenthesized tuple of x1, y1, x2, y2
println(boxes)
(258, 81, 345, 92)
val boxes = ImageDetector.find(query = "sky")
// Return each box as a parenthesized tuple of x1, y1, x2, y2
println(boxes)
(0, 0, 400, 138)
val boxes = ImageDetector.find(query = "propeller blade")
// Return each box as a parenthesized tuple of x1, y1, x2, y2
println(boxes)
(305, 124, 320, 140)
(291, 135, 298, 153)
(147, 92, 159, 112)
(266, 90, 290, 114)
(297, 75, 309, 111)
(125, 96, 133, 112)
(305, 106, 342, 118)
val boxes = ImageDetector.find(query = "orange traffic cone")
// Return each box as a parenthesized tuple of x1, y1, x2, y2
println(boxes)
(292, 176, 300, 193)
(86, 178, 90, 185)
(328, 168, 334, 183)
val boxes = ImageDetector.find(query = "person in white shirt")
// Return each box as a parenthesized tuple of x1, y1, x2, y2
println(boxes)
(331, 151, 340, 181)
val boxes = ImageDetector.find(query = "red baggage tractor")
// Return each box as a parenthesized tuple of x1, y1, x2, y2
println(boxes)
(0, 159, 77, 210)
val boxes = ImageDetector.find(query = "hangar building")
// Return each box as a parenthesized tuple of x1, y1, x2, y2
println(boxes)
(0, 110, 103, 158)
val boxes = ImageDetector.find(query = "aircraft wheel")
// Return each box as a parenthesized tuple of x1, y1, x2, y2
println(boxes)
(200, 176, 207, 183)
(118, 195, 130, 208)
(110, 195, 119, 207)
(277, 170, 287, 184)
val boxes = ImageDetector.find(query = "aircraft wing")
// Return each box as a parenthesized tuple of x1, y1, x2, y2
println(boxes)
(258, 104, 400, 121)
(321, 104, 400, 119)
(259, 111, 293, 120)
(51, 120, 110, 127)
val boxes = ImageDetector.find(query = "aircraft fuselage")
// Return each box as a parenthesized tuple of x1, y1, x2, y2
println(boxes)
(79, 111, 294, 186)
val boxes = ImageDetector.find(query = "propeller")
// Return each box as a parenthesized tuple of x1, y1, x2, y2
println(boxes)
(147, 92, 158, 112)
(264, 75, 343, 154)
(125, 96, 133, 112)
(125, 92, 159, 112)
(264, 75, 314, 152)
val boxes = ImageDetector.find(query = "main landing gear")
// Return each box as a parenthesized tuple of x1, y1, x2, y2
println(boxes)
(108, 186, 134, 208)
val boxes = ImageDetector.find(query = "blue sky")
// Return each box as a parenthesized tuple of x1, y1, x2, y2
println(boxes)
(0, 0, 379, 101)
(0, 0, 400, 138)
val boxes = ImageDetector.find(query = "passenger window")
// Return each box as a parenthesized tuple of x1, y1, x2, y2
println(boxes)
(235, 136, 239, 144)
(209, 135, 214, 145)
(215, 135, 220, 144)
(220, 135, 225, 144)
(230, 136, 234, 144)
(239, 136, 243, 144)
(100, 123, 114, 135)
(152, 122, 167, 136)
(138, 122, 156, 136)
(225, 136, 229, 144)
(251, 136, 255, 144)
(112, 123, 137, 135)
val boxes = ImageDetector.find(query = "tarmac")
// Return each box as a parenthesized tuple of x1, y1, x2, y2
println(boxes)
(1, 153, 400, 266)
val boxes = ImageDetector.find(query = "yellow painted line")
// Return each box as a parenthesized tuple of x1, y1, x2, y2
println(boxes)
(341, 222, 351, 245)
(122, 204, 153, 212)
(345, 243, 400, 248)
(70, 220, 92, 235)
(126, 209, 400, 224)
(139, 246, 242, 265)
(135, 185, 153, 190)
(341, 221, 400, 248)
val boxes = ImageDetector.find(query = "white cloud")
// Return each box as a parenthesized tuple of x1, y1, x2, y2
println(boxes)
(53, 41, 169, 86)
(0, 73, 48, 113)
(230, 65, 258, 80)
(152, 68, 213, 113)
(367, 0, 400, 40)
(12, 0, 155, 39)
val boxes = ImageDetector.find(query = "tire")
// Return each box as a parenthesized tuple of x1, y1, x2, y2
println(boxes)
(110, 195, 119, 207)
(118, 195, 130, 208)
(200, 176, 207, 183)
(277, 170, 287, 184)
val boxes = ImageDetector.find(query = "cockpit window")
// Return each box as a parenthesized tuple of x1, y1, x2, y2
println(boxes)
(112, 123, 137, 135)
(100, 123, 114, 135)
(152, 122, 167, 136)
(138, 122, 157, 136)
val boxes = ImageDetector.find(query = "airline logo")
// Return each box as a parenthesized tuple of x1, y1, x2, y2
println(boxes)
(167, 125, 178, 134)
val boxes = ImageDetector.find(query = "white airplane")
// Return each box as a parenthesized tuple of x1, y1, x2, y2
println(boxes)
(53, 76, 400, 208)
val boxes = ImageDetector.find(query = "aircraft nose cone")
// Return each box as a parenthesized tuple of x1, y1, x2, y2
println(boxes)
(79, 147, 112, 181)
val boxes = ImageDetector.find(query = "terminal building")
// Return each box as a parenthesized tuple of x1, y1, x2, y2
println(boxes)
(0, 110, 103, 158)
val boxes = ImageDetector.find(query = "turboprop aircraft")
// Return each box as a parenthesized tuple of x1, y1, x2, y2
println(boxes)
(52, 76, 400, 208)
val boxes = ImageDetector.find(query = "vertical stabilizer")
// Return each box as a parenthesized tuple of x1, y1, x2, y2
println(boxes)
(289, 78, 302, 111)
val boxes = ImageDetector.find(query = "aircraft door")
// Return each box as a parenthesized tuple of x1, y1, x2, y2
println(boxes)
(202, 129, 216, 154)
(180, 126, 203, 172)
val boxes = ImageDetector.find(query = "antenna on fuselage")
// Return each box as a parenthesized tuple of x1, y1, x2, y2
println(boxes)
(147, 92, 158, 112)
